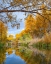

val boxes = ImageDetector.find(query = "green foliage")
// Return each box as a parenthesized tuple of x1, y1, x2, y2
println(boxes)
(19, 46, 47, 64)
(32, 42, 51, 50)
(0, 42, 6, 64)
(20, 33, 32, 41)
(0, 42, 6, 52)
(0, 42, 4, 49)
(21, 43, 29, 47)
(19, 47, 26, 54)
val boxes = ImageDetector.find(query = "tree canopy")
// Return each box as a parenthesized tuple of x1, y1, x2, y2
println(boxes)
(0, 0, 51, 28)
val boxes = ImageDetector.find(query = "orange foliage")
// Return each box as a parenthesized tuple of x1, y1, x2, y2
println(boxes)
(25, 14, 36, 38)
(25, 14, 36, 32)
(0, 20, 7, 42)
(7, 35, 14, 40)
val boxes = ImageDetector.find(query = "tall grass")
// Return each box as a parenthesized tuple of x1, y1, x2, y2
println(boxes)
(42, 32, 51, 43)
(32, 32, 51, 49)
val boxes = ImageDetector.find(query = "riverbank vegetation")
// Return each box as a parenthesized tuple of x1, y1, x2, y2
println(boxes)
(0, 21, 7, 64)
(32, 32, 51, 50)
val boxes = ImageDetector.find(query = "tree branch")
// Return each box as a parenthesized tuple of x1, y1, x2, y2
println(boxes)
(0, 9, 37, 13)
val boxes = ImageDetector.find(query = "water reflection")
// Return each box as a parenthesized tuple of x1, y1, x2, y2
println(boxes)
(5, 54, 26, 64)
(16, 47, 51, 64)
(4, 50, 26, 64)
(0, 49, 6, 64)
(1, 47, 51, 64)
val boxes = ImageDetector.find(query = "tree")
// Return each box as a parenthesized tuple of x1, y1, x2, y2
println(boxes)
(35, 7, 51, 37)
(7, 34, 14, 41)
(25, 14, 36, 38)
(0, 0, 51, 28)
(16, 34, 21, 40)
(24, 6, 51, 38)
(0, 20, 7, 64)
(0, 20, 7, 43)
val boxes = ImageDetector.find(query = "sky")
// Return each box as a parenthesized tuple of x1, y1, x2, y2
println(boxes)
(0, 0, 27, 37)
(7, 12, 27, 37)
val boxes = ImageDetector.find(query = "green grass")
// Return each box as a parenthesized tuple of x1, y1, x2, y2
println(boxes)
(32, 42, 51, 50)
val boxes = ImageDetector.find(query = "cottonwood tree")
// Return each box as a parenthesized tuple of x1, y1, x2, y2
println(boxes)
(0, 20, 7, 43)
(24, 9, 51, 38)
(25, 14, 36, 38)
(0, 20, 7, 64)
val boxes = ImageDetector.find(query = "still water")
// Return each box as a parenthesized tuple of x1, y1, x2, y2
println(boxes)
(1, 48, 51, 64)
(4, 50, 26, 64)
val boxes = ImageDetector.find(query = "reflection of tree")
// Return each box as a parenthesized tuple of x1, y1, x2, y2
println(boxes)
(0, 43, 6, 64)
(44, 50, 51, 64)
(24, 51, 47, 64)
(15, 47, 51, 64)
(0, 52, 6, 64)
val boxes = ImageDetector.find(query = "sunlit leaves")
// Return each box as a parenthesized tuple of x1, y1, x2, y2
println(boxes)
(40, 4, 46, 9)
(0, 20, 7, 42)
(16, 33, 22, 40)
(25, 14, 36, 38)
(7, 34, 14, 41)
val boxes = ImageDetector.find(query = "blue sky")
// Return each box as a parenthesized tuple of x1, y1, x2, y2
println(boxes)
(7, 12, 27, 37)
(0, 0, 27, 37)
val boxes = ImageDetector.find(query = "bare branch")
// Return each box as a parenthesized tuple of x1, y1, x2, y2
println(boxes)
(0, 9, 37, 13)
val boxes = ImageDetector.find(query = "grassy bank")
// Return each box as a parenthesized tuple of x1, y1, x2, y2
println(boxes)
(32, 42, 51, 50)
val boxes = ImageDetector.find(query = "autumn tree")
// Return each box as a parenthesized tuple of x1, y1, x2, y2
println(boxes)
(7, 34, 14, 41)
(16, 34, 21, 40)
(16, 30, 27, 40)
(0, 20, 7, 64)
(0, 0, 51, 28)
(34, 5, 51, 37)
(0, 20, 7, 43)
(0, 0, 51, 38)
(25, 14, 36, 38)
(24, 5, 51, 38)
(0, 0, 51, 39)
(42, 9, 51, 33)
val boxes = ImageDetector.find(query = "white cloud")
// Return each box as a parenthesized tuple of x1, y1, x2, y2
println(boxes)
(7, 28, 25, 37)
